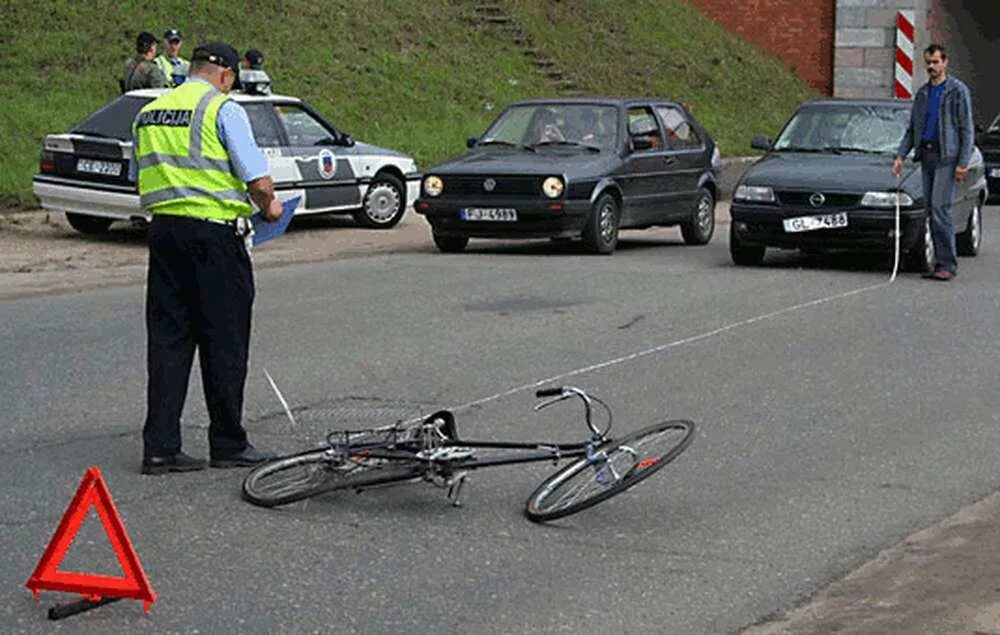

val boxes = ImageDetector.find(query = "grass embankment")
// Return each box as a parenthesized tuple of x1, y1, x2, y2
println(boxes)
(2, 0, 813, 209)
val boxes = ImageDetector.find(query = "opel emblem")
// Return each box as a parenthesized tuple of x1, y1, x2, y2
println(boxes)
(809, 192, 825, 207)
(483, 178, 496, 192)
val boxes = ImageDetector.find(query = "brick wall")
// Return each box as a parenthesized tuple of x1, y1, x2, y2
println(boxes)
(689, 0, 836, 94)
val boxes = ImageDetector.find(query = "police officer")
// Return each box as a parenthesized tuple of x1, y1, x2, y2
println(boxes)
(242, 48, 264, 70)
(155, 28, 190, 87)
(122, 32, 169, 92)
(132, 42, 282, 474)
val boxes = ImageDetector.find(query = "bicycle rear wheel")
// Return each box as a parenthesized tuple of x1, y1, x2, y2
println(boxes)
(242, 447, 425, 508)
(524, 420, 694, 522)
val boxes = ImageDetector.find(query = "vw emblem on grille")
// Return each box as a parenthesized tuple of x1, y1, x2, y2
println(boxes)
(809, 192, 826, 207)
(483, 178, 496, 192)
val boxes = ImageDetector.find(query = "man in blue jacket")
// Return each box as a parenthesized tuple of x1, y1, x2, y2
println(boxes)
(893, 43, 974, 281)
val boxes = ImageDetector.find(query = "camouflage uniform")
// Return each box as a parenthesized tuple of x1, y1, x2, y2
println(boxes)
(122, 56, 169, 92)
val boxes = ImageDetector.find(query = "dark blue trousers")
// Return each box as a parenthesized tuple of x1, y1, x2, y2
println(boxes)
(921, 150, 959, 273)
(143, 215, 254, 458)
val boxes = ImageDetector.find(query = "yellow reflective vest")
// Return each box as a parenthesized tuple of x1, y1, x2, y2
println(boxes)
(154, 55, 189, 86)
(134, 81, 251, 220)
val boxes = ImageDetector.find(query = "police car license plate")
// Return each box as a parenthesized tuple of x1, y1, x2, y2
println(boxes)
(461, 207, 517, 221)
(783, 212, 848, 233)
(989, 167, 1000, 178)
(77, 159, 122, 176)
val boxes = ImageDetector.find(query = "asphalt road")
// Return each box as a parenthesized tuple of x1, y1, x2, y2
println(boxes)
(2, 215, 999, 634)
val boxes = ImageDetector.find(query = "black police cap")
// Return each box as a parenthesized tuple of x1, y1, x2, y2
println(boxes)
(191, 42, 240, 71)
(163, 28, 182, 42)
(244, 48, 264, 69)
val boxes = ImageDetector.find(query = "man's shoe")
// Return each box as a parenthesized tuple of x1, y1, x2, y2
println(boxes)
(931, 269, 956, 281)
(141, 452, 207, 475)
(210, 445, 278, 468)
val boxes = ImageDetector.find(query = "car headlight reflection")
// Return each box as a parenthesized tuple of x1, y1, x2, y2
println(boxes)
(733, 184, 775, 203)
(423, 175, 444, 197)
(861, 191, 914, 208)
(542, 176, 564, 199)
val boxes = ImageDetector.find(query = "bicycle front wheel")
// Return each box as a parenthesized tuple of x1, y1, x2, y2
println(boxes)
(242, 447, 425, 508)
(524, 420, 694, 522)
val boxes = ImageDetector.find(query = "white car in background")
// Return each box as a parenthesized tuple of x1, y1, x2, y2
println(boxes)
(32, 79, 420, 234)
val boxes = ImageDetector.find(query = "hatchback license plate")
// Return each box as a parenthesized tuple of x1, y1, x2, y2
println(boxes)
(461, 207, 517, 221)
(783, 212, 848, 233)
(77, 159, 122, 176)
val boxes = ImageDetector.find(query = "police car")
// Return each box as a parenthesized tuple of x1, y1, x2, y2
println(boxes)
(32, 73, 420, 234)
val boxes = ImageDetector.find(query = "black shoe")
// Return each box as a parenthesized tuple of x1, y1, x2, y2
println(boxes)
(141, 451, 207, 475)
(210, 445, 278, 468)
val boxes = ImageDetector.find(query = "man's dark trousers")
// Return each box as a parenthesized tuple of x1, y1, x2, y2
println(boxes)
(143, 214, 254, 458)
(920, 146, 959, 273)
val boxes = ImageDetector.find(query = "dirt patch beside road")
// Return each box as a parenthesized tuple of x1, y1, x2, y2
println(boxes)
(0, 203, 731, 300)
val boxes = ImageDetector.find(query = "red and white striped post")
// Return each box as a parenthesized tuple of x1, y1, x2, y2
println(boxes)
(894, 10, 915, 99)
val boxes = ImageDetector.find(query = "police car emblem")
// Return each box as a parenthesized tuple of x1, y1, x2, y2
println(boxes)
(318, 149, 336, 180)
(483, 178, 496, 192)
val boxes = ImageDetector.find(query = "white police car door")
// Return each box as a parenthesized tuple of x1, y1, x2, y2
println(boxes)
(270, 104, 361, 213)
(243, 102, 307, 212)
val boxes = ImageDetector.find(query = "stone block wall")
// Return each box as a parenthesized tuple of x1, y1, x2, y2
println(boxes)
(834, 0, 930, 99)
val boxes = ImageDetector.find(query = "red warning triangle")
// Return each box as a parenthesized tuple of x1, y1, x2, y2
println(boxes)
(26, 467, 156, 611)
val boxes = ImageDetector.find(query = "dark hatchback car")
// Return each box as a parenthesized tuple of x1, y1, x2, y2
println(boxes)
(415, 98, 720, 254)
(730, 99, 987, 270)
(977, 112, 1000, 200)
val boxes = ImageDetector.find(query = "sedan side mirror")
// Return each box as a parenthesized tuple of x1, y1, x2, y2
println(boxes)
(630, 136, 654, 151)
(341, 134, 355, 148)
(466, 136, 478, 149)
(750, 135, 772, 151)
(975, 123, 984, 134)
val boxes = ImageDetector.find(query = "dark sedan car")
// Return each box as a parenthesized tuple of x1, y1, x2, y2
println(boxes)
(415, 98, 720, 254)
(730, 99, 987, 270)
(977, 113, 1000, 200)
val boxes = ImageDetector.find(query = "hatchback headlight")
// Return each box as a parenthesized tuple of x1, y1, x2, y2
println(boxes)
(861, 191, 913, 208)
(542, 176, 564, 199)
(423, 175, 444, 197)
(733, 184, 775, 203)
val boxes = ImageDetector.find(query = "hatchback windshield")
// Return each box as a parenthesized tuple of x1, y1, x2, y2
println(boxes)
(71, 95, 153, 140)
(480, 104, 619, 150)
(773, 104, 909, 154)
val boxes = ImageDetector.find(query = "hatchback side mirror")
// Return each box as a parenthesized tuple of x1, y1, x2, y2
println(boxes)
(975, 123, 984, 134)
(466, 136, 478, 149)
(751, 135, 772, 151)
(341, 134, 355, 148)
(630, 136, 654, 151)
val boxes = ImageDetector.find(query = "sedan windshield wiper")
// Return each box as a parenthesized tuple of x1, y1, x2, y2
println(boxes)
(529, 140, 601, 152)
(823, 146, 886, 155)
(477, 139, 536, 152)
(773, 145, 830, 153)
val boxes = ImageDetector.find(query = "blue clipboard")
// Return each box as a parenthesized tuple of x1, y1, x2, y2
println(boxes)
(251, 196, 300, 246)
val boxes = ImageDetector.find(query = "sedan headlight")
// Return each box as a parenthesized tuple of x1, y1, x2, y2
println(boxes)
(861, 191, 914, 208)
(542, 176, 564, 199)
(423, 175, 444, 197)
(733, 184, 775, 203)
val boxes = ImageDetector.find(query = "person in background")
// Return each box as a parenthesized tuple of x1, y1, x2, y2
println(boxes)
(893, 43, 975, 281)
(122, 31, 169, 92)
(155, 28, 190, 87)
(242, 48, 264, 70)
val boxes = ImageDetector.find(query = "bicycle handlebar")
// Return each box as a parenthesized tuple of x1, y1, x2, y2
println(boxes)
(534, 386, 609, 440)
